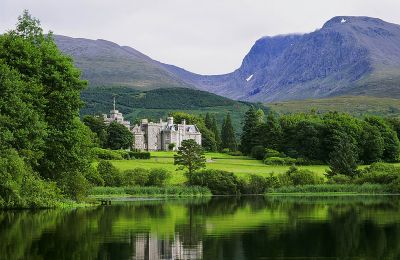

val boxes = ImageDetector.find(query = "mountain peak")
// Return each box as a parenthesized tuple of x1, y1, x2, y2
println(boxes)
(322, 16, 387, 29)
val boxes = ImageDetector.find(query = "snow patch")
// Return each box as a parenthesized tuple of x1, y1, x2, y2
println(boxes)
(246, 74, 253, 81)
(341, 18, 347, 24)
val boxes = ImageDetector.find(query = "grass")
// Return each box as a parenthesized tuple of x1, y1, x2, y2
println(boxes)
(100, 151, 329, 185)
(89, 186, 211, 198)
(269, 184, 389, 194)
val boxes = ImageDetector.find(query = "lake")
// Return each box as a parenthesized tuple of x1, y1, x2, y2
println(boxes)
(1, 195, 400, 259)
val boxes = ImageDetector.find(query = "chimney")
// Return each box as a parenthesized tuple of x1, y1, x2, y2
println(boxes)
(167, 117, 174, 125)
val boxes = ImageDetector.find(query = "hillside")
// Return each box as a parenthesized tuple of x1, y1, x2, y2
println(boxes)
(267, 96, 400, 117)
(54, 35, 193, 90)
(81, 87, 261, 134)
(165, 16, 400, 102)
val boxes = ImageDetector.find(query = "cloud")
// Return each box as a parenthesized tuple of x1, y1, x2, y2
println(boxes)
(2, 0, 400, 74)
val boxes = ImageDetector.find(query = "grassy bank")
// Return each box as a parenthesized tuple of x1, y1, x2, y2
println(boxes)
(268, 184, 390, 195)
(99, 151, 329, 185)
(89, 186, 211, 199)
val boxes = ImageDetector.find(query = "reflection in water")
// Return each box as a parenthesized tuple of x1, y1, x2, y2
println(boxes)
(1, 196, 400, 259)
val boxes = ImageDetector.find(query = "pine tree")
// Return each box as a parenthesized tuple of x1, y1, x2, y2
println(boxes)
(211, 116, 221, 151)
(221, 114, 237, 151)
(258, 111, 282, 150)
(240, 107, 259, 154)
(205, 113, 213, 129)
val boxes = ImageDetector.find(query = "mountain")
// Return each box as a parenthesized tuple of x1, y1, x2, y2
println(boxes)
(162, 16, 400, 102)
(55, 16, 400, 102)
(54, 35, 193, 90)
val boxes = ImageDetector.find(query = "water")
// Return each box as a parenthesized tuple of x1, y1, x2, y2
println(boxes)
(1, 195, 400, 260)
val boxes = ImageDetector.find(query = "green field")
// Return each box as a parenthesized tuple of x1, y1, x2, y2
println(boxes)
(103, 151, 329, 185)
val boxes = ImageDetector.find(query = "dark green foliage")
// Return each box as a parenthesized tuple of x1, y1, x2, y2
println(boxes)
(241, 175, 271, 194)
(211, 116, 221, 151)
(264, 148, 282, 158)
(122, 168, 149, 186)
(85, 166, 105, 187)
(106, 122, 133, 150)
(97, 160, 122, 187)
(270, 184, 387, 194)
(327, 174, 352, 184)
(365, 116, 400, 162)
(221, 113, 237, 151)
(355, 163, 400, 184)
(257, 111, 282, 150)
(187, 169, 241, 195)
(129, 151, 151, 159)
(147, 168, 171, 187)
(240, 107, 260, 154)
(168, 143, 176, 151)
(83, 115, 107, 146)
(251, 145, 266, 160)
(174, 139, 206, 175)
(359, 122, 384, 164)
(285, 166, 324, 186)
(327, 134, 359, 177)
(0, 149, 61, 208)
(0, 11, 95, 205)
(89, 185, 211, 197)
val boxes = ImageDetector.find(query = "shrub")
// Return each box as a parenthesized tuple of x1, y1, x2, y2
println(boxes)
(355, 163, 400, 184)
(129, 151, 151, 159)
(242, 175, 270, 194)
(93, 148, 124, 160)
(288, 169, 324, 186)
(58, 171, 91, 202)
(328, 174, 352, 184)
(123, 168, 149, 186)
(168, 143, 176, 151)
(251, 145, 266, 160)
(147, 168, 170, 186)
(227, 151, 243, 156)
(264, 157, 296, 165)
(187, 169, 241, 195)
(85, 166, 105, 186)
(97, 160, 122, 186)
(264, 148, 282, 158)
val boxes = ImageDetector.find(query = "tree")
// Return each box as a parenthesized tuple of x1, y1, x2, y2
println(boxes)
(240, 107, 259, 154)
(258, 111, 282, 150)
(327, 134, 359, 177)
(0, 10, 95, 202)
(211, 116, 221, 151)
(205, 113, 213, 129)
(83, 115, 107, 146)
(174, 139, 206, 176)
(221, 113, 237, 151)
(106, 122, 133, 150)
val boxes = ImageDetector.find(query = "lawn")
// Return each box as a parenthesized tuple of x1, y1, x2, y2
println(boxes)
(105, 151, 329, 185)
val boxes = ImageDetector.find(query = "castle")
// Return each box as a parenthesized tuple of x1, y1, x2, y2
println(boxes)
(103, 98, 202, 151)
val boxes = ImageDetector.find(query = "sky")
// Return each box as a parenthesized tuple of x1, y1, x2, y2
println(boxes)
(2, 0, 400, 75)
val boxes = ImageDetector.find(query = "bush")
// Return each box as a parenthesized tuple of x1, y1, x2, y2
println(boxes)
(97, 160, 122, 186)
(147, 168, 170, 186)
(129, 151, 151, 159)
(122, 168, 149, 186)
(264, 157, 296, 165)
(242, 175, 270, 194)
(251, 145, 266, 160)
(288, 168, 324, 186)
(328, 174, 352, 184)
(264, 148, 282, 158)
(58, 171, 91, 202)
(89, 186, 211, 197)
(187, 169, 241, 195)
(85, 166, 105, 186)
(227, 151, 243, 156)
(355, 163, 400, 184)
(93, 148, 124, 160)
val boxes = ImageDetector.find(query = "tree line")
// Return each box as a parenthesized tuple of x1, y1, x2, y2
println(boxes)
(239, 107, 400, 176)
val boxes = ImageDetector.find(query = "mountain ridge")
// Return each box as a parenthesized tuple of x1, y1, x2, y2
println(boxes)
(55, 16, 400, 102)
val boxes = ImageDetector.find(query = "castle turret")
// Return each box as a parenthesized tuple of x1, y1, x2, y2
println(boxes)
(167, 117, 174, 125)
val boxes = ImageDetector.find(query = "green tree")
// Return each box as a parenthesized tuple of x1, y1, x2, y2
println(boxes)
(83, 115, 107, 146)
(240, 107, 259, 154)
(211, 116, 221, 151)
(106, 122, 133, 150)
(205, 113, 213, 129)
(221, 113, 237, 151)
(0, 10, 94, 202)
(327, 134, 359, 177)
(174, 139, 206, 176)
(359, 122, 384, 164)
(258, 111, 282, 150)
